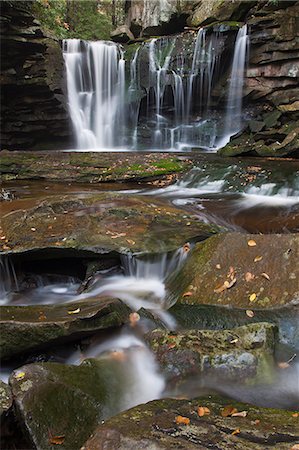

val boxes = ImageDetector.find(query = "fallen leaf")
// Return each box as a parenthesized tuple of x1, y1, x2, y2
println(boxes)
(175, 415, 190, 425)
(183, 291, 193, 297)
(230, 338, 239, 344)
(253, 419, 260, 425)
(225, 278, 237, 288)
(245, 272, 255, 282)
(15, 371, 25, 380)
(67, 308, 80, 315)
(221, 406, 238, 417)
(292, 413, 299, 418)
(227, 266, 235, 279)
(186, 222, 191, 226)
(197, 406, 210, 417)
(126, 239, 135, 245)
(49, 435, 65, 445)
(38, 313, 47, 321)
(278, 362, 290, 369)
(248, 240, 257, 247)
(31, 227, 36, 232)
(246, 310, 254, 318)
(254, 255, 263, 262)
(261, 272, 270, 281)
(111, 232, 126, 239)
(216, 264, 221, 269)
(168, 343, 176, 349)
(110, 350, 126, 361)
(183, 243, 190, 253)
(129, 312, 140, 326)
(291, 446, 299, 450)
(249, 293, 257, 302)
(232, 411, 247, 418)
(231, 428, 240, 436)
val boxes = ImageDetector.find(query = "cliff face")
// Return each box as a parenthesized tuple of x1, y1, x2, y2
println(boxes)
(0, 1, 71, 150)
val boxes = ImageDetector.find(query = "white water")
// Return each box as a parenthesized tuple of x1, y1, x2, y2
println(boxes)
(63, 27, 248, 151)
(0, 256, 19, 304)
(63, 39, 126, 150)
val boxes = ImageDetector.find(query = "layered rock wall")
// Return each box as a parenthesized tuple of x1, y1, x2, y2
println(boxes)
(0, 1, 71, 150)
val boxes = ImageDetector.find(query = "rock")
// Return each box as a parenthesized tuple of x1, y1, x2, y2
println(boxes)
(169, 304, 299, 352)
(145, 323, 276, 387)
(0, 380, 12, 416)
(111, 25, 134, 43)
(0, 151, 193, 184)
(167, 233, 299, 309)
(0, 298, 131, 359)
(82, 396, 299, 449)
(0, 1, 70, 150)
(9, 358, 133, 450)
(0, 192, 220, 256)
(188, 0, 253, 27)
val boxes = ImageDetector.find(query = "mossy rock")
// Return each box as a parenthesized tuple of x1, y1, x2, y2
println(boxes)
(0, 380, 13, 417)
(0, 298, 131, 360)
(0, 192, 221, 256)
(167, 233, 299, 309)
(83, 395, 299, 449)
(145, 323, 276, 387)
(9, 358, 134, 450)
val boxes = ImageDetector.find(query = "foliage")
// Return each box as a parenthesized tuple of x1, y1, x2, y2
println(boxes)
(33, 0, 115, 40)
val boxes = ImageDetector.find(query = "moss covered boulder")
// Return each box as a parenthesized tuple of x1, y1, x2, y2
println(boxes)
(167, 233, 299, 309)
(0, 192, 220, 256)
(9, 358, 134, 450)
(0, 298, 130, 360)
(145, 323, 276, 387)
(83, 396, 299, 450)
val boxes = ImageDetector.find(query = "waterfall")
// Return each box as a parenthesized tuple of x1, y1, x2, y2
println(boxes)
(63, 26, 248, 152)
(0, 256, 18, 304)
(222, 25, 249, 143)
(63, 39, 126, 150)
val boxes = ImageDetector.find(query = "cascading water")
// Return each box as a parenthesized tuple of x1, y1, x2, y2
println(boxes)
(63, 39, 126, 150)
(0, 256, 18, 304)
(63, 26, 249, 152)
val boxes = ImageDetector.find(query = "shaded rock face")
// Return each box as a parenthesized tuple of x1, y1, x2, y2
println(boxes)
(0, 1, 71, 150)
(83, 396, 299, 450)
(220, 1, 299, 157)
(0, 298, 131, 360)
(145, 323, 276, 388)
(9, 359, 133, 450)
(167, 232, 299, 309)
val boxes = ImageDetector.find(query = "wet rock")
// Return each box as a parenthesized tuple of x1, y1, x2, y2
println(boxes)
(170, 304, 299, 352)
(0, 151, 193, 184)
(0, 380, 12, 416)
(82, 396, 299, 450)
(0, 298, 131, 359)
(111, 25, 134, 43)
(167, 233, 299, 309)
(145, 323, 276, 387)
(0, 192, 220, 256)
(9, 358, 132, 450)
(188, 0, 252, 27)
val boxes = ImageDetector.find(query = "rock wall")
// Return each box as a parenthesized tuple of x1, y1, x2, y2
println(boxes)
(0, 1, 71, 151)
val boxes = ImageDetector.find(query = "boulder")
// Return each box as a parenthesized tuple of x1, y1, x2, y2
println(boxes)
(0, 192, 221, 256)
(0, 380, 12, 417)
(82, 396, 299, 449)
(0, 298, 130, 359)
(145, 323, 276, 387)
(188, 0, 253, 27)
(111, 25, 134, 43)
(9, 358, 134, 450)
(167, 233, 299, 309)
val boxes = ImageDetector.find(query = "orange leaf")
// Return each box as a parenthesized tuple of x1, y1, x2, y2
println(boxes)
(49, 435, 65, 445)
(292, 413, 299, 418)
(221, 406, 238, 417)
(175, 415, 190, 425)
(197, 406, 210, 417)
(183, 291, 193, 297)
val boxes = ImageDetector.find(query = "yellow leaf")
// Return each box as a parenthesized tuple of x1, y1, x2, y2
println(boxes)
(247, 240, 257, 247)
(249, 293, 257, 302)
(67, 308, 80, 315)
(15, 371, 25, 380)
(175, 415, 190, 425)
(254, 255, 263, 262)
(231, 428, 240, 436)
(246, 310, 254, 318)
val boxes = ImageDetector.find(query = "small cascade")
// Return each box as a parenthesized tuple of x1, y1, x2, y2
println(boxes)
(63, 39, 126, 150)
(0, 256, 18, 304)
(221, 24, 249, 145)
